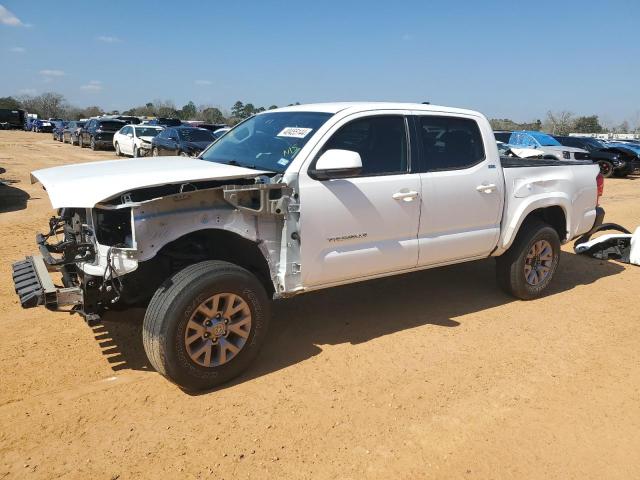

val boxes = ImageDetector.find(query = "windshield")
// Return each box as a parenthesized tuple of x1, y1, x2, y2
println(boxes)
(530, 132, 561, 146)
(179, 128, 216, 142)
(135, 127, 162, 137)
(200, 111, 333, 172)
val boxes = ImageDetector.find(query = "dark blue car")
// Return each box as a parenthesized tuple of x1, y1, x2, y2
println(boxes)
(151, 126, 216, 157)
(32, 119, 54, 133)
(51, 120, 68, 141)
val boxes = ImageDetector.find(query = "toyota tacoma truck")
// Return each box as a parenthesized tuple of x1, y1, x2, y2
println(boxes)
(12, 103, 605, 390)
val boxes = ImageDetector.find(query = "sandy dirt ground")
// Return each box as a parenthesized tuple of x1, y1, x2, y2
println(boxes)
(0, 130, 638, 479)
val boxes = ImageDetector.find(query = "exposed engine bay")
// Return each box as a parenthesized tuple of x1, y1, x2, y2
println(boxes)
(20, 175, 300, 323)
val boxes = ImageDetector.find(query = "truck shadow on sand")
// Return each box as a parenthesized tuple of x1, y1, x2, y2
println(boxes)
(93, 251, 624, 386)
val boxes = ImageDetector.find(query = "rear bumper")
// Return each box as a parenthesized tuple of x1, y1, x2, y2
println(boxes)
(12, 255, 82, 309)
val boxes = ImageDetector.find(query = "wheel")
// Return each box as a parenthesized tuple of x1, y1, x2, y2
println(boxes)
(179, 151, 190, 157)
(115, 142, 121, 156)
(152, 147, 159, 157)
(90, 137, 97, 150)
(142, 261, 271, 391)
(78, 136, 84, 148)
(133, 146, 139, 158)
(496, 219, 560, 300)
(598, 160, 614, 178)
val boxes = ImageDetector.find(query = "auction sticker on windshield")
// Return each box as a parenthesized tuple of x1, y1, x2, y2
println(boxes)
(277, 127, 313, 138)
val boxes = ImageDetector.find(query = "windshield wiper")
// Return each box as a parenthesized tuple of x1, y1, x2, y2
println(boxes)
(226, 160, 270, 171)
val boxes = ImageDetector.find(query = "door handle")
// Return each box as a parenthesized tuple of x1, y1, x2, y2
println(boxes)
(392, 190, 419, 201)
(476, 183, 497, 194)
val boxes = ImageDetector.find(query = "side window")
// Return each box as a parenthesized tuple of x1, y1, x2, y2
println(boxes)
(417, 116, 485, 171)
(121, 126, 129, 135)
(526, 135, 538, 147)
(320, 116, 408, 176)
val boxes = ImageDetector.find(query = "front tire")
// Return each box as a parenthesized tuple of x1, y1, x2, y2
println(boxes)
(115, 142, 121, 156)
(143, 261, 271, 391)
(78, 136, 84, 148)
(496, 219, 560, 300)
(152, 147, 159, 157)
(90, 137, 97, 150)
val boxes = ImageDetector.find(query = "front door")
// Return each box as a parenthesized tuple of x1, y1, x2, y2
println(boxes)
(298, 113, 421, 287)
(413, 114, 504, 266)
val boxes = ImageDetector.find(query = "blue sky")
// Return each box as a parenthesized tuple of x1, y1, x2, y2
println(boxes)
(1, 0, 638, 124)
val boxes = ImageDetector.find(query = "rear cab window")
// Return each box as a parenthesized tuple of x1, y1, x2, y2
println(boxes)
(414, 115, 485, 171)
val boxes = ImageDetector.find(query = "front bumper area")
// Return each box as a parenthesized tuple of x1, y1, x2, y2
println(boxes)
(12, 255, 82, 309)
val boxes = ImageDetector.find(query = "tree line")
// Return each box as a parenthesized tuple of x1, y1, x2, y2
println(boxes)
(0, 92, 636, 134)
(490, 111, 638, 135)
(0, 93, 300, 126)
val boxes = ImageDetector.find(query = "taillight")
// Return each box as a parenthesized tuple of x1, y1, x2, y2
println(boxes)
(596, 173, 604, 205)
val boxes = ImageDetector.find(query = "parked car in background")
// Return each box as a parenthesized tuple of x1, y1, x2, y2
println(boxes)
(62, 121, 86, 145)
(508, 131, 590, 161)
(493, 131, 512, 143)
(113, 124, 163, 157)
(33, 119, 54, 133)
(145, 117, 182, 128)
(0, 108, 25, 129)
(185, 122, 228, 132)
(604, 141, 640, 175)
(113, 115, 141, 125)
(151, 126, 216, 157)
(79, 118, 126, 150)
(553, 135, 639, 177)
(24, 117, 38, 131)
(213, 127, 231, 139)
(51, 121, 68, 142)
(497, 142, 547, 159)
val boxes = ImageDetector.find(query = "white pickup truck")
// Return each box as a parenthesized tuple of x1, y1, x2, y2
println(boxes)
(12, 102, 605, 390)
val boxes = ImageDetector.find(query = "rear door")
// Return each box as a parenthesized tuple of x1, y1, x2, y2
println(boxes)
(298, 112, 421, 286)
(413, 113, 504, 266)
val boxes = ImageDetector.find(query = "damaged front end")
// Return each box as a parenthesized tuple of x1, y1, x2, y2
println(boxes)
(12, 175, 299, 325)
(12, 208, 132, 324)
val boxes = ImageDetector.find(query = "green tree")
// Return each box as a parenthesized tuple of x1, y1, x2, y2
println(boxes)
(0, 96, 21, 109)
(179, 101, 197, 120)
(573, 115, 602, 133)
(242, 103, 256, 118)
(268, 105, 278, 110)
(231, 101, 245, 118)
(200, 107, 225, 124)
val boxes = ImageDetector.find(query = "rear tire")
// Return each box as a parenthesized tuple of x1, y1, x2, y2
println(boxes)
(78, 136, 84, 148)
(90, 137, 97, 150)
(496, 219, 560, 300)
(152, 147, 159, 157)
(143, 261, 271, 391)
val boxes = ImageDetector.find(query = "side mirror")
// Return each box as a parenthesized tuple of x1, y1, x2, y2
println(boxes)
(310, 149, 363, 180)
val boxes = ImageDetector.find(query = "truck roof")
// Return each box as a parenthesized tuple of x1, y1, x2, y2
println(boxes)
(271, 102, 483, 117)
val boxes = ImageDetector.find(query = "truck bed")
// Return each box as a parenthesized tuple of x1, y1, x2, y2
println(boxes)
(500, 156, 593, 168)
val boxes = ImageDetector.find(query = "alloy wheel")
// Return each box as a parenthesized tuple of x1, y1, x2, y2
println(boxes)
(184, 293, 252, 367)
(524, 239, 553, 286)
